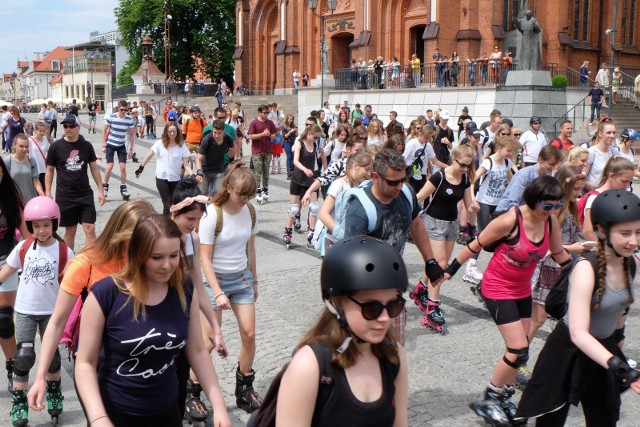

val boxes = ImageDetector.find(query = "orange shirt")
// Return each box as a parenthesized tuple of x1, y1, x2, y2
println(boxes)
(184, 118, 209, 144)
(60, 252, 125, 296)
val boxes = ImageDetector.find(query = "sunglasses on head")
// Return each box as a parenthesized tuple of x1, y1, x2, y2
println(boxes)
(62, 124, 77, 129)
(539, 201, 563, 211)
(455, 159, 473, 169)
(378, 173, 405, 186)
(239, 193, 255, 201)
(347, 295, 406, 320)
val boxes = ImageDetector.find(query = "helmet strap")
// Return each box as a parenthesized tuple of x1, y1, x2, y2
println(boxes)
(598, 230, 625, 258)
(324, 299, 368, 349)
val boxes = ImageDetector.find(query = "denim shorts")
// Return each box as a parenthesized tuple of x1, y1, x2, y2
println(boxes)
(422, 213, 459, 241)
(205, 268, 255, 308)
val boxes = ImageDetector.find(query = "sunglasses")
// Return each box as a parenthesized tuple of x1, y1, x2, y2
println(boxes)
(500, 132, 511, 136)
(455, 159, 473, 169)
(119, 109, 129, 112)
(513, 133, 522, 137)
(239, 193, 255, 201)
(260, 111, 268, 115)
(347, 295, 406, 320)
(305, 123, 313, 127)
(378, 173, 405, 186)
(532, 122, 541, 125)
(539, 201, 563, 211)
(415, 127, 422, 130)
(62, 124, 77, 129)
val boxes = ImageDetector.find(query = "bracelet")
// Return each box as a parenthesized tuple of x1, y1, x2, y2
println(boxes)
(90, 414, 108, 424)
(214, 292, 225, 299)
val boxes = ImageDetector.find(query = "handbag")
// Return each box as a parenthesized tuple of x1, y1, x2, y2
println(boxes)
(59, 265, 91, 357)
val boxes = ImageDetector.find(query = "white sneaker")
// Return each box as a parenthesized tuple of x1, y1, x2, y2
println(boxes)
(628, 358, 637, 369)
(466, 259, 483, 281)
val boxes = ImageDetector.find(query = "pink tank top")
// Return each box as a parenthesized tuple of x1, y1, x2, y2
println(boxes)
(483, 208, 550, 299)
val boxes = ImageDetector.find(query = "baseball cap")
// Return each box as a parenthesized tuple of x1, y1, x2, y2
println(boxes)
(466, 121, 482, 137)
(60, 114, 78, 125)
(530, 116, 541, 124)
(439, 110, 450, 120)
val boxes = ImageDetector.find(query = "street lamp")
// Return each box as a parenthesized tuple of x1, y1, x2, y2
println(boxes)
(308, 0, 338, 108)
(164, 0, 172, 95)
(605, 0, 618, 117)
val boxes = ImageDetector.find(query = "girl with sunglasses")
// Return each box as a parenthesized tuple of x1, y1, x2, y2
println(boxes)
(412, 145, 478, 333)
(274, 236, 408, 426)
(199, 162, 263, 414)
(580, 156, 634, 242)
(516, 190, 640, 425)
(518, 166, 590, 389)
(442, 175, 571, 426)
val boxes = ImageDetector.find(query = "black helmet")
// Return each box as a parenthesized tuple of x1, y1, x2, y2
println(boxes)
(530, 116, 541, 125)
(191, 105, 201, 112)
(502, 118, 514, 127)
(466, 121, 478, 133)
(590, 190, 640, 233)
(321, 236, 408, 300)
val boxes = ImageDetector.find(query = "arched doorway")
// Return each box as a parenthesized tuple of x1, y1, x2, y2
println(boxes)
(411, 25, 426, 62)
(331, 33, 354, 72)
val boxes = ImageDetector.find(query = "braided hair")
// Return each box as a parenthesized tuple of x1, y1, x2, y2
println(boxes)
(592, 239, 634, 311)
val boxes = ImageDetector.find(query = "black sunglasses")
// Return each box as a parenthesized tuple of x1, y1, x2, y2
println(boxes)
(347, 295, 406, 320)
(378, 173, 405, 186)
(455, 159, 473, 169)
(500, 132, 511, 136)
(513, 133, 522, 137)
(62, 124, 77, 129)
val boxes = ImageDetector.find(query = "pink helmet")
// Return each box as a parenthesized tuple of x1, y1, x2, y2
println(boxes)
(24, 196, 60, 233)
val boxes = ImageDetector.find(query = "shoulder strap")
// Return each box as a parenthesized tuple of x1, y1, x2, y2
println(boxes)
(19, 237, 37, 268)
(30, 137, 46, 162)
(424, 170, 444, 214)
(308, 341, 335, 422)
(352, 187, 378, 233)
(214, 204, 223, 242)
(400, 183, 414, 212)
(184, 118, 190, 131)
(247, 202, 256, 230)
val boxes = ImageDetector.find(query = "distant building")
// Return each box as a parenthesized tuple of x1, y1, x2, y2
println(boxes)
(236, 0, 640, 94)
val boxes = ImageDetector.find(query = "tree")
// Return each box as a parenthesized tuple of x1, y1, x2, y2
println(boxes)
(114, 0, 235, 86)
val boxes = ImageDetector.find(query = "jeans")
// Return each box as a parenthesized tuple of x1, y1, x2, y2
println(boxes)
(590, 103, 602, 122)
(294, 80, 299, 94)
(198, 172, 224, 197)
(283, 141, 294, 172)
(251, 153, 273, 190)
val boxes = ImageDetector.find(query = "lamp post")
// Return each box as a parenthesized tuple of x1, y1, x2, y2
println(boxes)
(164, 1, 172, 95)
(605, 0, 618, 118)
(308, 0, 337, 109)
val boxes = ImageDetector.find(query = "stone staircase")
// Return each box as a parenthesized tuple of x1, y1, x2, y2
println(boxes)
(229, 94, 299, 118)
(610, 99, 640, 142)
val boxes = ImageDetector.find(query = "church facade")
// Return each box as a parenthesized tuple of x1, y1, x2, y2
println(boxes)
(235, 0, 640, 94)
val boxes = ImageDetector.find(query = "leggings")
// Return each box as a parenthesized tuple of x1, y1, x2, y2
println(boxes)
(156, 178, 178, 215)
(145, 116, 154, 135)
(50, 120, 57, 139)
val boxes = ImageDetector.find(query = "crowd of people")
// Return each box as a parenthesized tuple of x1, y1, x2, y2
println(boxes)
(1, 92, 640, 427)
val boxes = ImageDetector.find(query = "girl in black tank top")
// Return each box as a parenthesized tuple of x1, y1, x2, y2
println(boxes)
(274, 237, 408, 426)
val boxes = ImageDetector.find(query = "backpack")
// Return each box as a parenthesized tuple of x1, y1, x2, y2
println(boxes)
(331, 180, 414, 241)
(213, 203, 256, 241)
(545, 251, 637, 320)
(18, 237, 68, 283)
(577, 190, 600, 225)
(247, 341, 335, 427)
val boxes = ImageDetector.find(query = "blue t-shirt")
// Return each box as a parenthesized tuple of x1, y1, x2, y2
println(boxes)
(588, 88, 604, 104)
(92, 277, 192, 416)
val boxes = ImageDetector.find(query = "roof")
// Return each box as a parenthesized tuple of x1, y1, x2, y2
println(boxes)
(132, 59, 164, 77)
(33, 46, 83, 73)
(49, 75, 62, 84)
(18, 61, 29, 68)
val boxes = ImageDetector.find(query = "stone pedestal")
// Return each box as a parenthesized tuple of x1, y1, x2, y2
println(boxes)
(310, 73, 336, 87)
(496, 70, 567, 135)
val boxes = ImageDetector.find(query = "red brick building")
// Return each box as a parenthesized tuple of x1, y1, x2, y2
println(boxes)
(235, 0, 640, 94)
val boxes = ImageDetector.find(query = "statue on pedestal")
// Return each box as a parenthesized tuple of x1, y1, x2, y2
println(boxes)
(513, 10, 542, 71)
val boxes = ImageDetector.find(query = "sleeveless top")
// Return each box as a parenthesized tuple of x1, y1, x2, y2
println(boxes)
(483, 208, 550, 299)
(316, 356, 398, 427)
(291, 140, 318, 187)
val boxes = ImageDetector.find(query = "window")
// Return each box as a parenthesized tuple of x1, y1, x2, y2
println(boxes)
(621, 0, 636, 46)
(51, 60, 60, 71)
(503, 0, 521, 31)
(573, 0, 591, 41)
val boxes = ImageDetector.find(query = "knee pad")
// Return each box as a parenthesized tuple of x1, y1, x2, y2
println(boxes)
(48, 348, 61, 374)
(14, 342, 36, 378)
(0, 306, 14, 339)
(503, 346, 529, 369)
(309, 202, 320, 217)
(288, 204, 300, 218)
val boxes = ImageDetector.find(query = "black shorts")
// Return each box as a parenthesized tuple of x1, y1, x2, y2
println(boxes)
(106, 144, 127, 164)
(289, 180, 312, 198)
(483, 296, 532, 325)
(57, 196, 97, 227)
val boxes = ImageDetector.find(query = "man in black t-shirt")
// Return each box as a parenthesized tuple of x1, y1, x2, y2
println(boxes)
(588, 82, 605, 124)
(196, 120, 235, 196)
(67, 99, 79, 117)
(86, 97, 98, 134)
(45, 114, 105, 250)
(433, 110, 454, 169)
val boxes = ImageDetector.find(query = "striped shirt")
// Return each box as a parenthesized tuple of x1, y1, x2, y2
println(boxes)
(105, 114, 135, 147)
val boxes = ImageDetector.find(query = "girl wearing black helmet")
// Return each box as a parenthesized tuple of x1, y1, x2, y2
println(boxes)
(275, 236, 409, 426)
(516, 189, 640, 425)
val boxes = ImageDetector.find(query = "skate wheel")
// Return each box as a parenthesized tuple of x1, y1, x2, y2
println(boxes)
(51, 415, 59, 426)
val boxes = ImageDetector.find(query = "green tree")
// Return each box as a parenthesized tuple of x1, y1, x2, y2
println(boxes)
(114, 0, 235, 86)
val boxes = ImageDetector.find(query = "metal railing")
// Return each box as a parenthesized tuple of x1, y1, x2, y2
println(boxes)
(615, 70, 637, 105)
(334, 62, 518, 90)
(552, 94, 590, 139)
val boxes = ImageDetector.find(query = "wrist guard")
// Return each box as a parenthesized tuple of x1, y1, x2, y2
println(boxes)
(424, 259, 444, 282)
(608, 355, 640, 386)
(134, 165, 144, 178)
(197, 169, 204, 177)
(444, 259, 462, 277)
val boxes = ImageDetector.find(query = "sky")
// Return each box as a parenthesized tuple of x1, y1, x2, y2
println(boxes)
(0, 0, 119, 74)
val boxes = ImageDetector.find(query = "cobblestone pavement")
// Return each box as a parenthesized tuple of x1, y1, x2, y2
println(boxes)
(2, 113, 640, 426)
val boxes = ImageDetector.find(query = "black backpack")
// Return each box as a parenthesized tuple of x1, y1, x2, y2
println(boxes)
(247, 341, 335, 427)
(545, 251, 637, 320)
